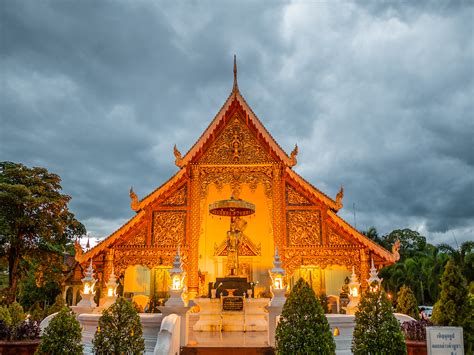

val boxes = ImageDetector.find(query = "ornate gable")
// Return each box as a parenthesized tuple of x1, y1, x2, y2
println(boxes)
(161, 185, 187, 206)
(199, 114, 275, 165)
(286, 183, 312, 206)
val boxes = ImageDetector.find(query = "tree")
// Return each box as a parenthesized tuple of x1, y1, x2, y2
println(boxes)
(432, 260, 473, 353)
(275, 278, 335, 354)
(437, 241, 474, 283)
(381, 229, 427, 258)
(362, 226, 383, 245)
(92, 297, 145, 354)
(352, 285, 407, 355)
(36, 307, 83, 354)
(396, 285, 419, 319)
(0, 162, 85, 302)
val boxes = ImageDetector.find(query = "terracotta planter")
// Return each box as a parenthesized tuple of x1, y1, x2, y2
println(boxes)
(0, 339, 41, 355)
(405, 339, 427, 355)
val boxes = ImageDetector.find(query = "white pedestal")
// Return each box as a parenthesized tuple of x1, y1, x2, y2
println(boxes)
(245, 298, 269, 331)
(222, 311, 245, 331)
(76, 293, 97, 308)
(192, 298, 222, 332)
(159, 305, 190, 347)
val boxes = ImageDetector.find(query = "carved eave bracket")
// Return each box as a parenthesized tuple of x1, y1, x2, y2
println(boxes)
(335, 185, 344, 210)
(129, 187, 140, 212)
(174, 145, 185, 168)
(289, 144, 298, 167)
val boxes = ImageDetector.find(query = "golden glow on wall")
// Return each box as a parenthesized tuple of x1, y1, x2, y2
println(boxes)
(198, 182, 274, 293)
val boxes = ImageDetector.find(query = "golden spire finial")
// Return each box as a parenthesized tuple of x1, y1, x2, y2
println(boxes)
(233, 54, 238, 92)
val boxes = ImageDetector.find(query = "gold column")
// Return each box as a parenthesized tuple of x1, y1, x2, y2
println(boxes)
(272, 163, 284, 251)
(188, 165, 201, 294)
(360, 248, 370, 292)
(102, 248, 114, 293)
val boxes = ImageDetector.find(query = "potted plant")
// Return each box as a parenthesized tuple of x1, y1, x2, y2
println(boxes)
(0, 302, 41, 355)
(401, 319, 431, 355)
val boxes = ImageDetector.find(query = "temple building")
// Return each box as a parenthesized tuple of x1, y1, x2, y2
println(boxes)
(71, 59, 399, 307)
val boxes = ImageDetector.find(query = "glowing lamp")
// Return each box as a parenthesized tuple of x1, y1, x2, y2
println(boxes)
(345, 266, 361, 315)
(172, 275, 182, 290)
(367, 258, 383, 292)
(81, 260, 96, 296)
(106, 267, 118, 297)
(76, 259, 97, 308)
(273, 275, 283, 290)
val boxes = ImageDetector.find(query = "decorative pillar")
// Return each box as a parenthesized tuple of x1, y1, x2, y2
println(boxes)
(102, 249, 114, 296)
(188, 165, 201, 295)
(360, 249, 370, 293)
(272, 163, 284, 252)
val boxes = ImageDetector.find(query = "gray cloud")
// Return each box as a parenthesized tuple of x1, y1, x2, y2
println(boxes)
(1, 1, 472, 245)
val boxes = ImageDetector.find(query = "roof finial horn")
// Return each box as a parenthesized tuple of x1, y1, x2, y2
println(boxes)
(233, 54, 238, 92)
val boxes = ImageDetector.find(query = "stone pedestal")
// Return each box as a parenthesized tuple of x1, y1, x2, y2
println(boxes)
(244, 298, 269, 332)
(266, 287, 286, 346)
(159, 305, 190, 347)
(192, 298, 222, 332)
(76, 293, 97, 309)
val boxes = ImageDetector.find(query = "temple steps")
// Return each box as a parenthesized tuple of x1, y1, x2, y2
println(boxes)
(181, 347, 275, 355)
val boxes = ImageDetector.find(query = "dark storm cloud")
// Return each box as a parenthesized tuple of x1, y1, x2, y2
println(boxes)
(1, 1, 472, 245)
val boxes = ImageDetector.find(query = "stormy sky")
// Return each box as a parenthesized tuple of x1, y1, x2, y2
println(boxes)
(1, 1, 473, 247)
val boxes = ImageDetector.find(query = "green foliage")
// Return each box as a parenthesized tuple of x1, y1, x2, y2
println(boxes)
(0, 162, 85, 302)
(92, 297, 145, 354)
(28, 302, 44, 322)
(432, 260, 474, 353)
(36, 307, 83, 355)
(396, 285, 419, 319)
(0, 304, 12, 326)
(8, 301, 25, 328)
(275, 278, 335, 354)
(352, 285, 407, 355)
(46, 294, 66, 316)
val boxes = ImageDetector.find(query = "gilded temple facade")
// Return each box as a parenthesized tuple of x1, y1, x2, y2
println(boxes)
(74, 61, 399, 303)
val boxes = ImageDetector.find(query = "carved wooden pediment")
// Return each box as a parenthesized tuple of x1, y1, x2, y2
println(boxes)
(199, 115, 275, 165)
(116, 228, 147, 247)
(286, 210, 322, 246)
(161, 185, 187, 206)
(286, 184, 312, 206)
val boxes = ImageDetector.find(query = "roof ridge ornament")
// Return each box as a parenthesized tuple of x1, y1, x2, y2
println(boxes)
(233, 54, 239, 93)
(336, 185, 344, 210)
(289, 144, 298, 167)
(129, 186, 140, 212)
(173, 144, 185, 168)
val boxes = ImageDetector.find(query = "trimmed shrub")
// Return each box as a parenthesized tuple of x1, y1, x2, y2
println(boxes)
(396, 285, 419, 319)
(92, 297, 145, 354)
(35, 307, 83, 354)
(352, 285, 407, 355)
(432, 260, 473, 353)
(275, 278, 335, 354)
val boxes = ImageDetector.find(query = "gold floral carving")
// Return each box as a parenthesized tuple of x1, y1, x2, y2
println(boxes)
(199, 115, 274, 164)
(287, 210, 321, 246)
(188, 166, 201, 292)
(286, 184, 311, 206)
(283, 247, 360, 275)
(119, 229, 146, 247)
(161, 186, 187, 206)
(152, 211, 187, 246)
(200, 165, 273, 199)
(113, 247, 188, 276)
(328, 228, 353, 247)
(272, 164, 285, 251)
